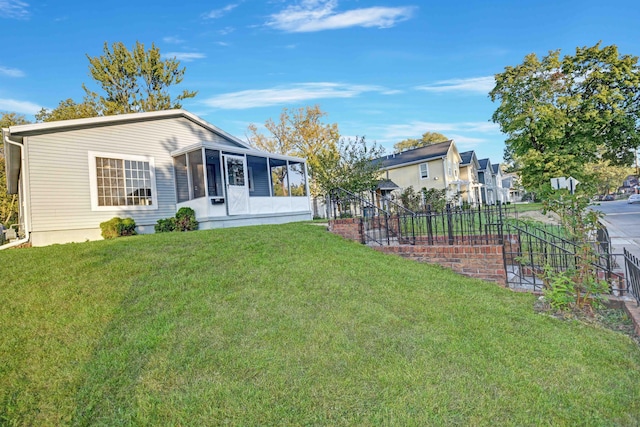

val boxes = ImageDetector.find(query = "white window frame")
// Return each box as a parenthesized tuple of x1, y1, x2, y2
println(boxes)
(419, 162, 429, 179)
(88, 151, 158, 212)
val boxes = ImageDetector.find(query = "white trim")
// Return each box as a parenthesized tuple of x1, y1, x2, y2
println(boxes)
(88, 151, 159, 212)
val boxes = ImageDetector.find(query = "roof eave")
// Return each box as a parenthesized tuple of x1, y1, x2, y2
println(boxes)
(6, 109, 253, 150)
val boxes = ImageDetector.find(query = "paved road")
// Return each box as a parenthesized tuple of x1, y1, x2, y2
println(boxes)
(591, 199, 640, 260)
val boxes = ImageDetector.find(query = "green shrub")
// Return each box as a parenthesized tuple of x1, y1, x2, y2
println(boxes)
(175, 207, 199, 232)
(118, 218, 137, 236)
(155, 208, 198, 233)
(100, 217, 137, 239)
(155, 217, 176, 233)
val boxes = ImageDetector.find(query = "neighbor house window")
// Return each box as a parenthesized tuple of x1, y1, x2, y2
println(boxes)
(89, 152, 157, 211)
(419, 163, 429, 179)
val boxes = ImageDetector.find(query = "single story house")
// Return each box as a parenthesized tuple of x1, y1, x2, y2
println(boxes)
(2, 109, 312, 247)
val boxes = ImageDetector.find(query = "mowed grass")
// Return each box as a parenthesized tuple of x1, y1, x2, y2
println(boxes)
(1, 223, 640, 426)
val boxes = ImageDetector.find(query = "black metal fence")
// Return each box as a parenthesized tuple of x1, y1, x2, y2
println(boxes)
(624, 249, 640, 305)
(502, 220, 625, 294)
(327, 188, 512, 246)
(327, 187, 626, 296)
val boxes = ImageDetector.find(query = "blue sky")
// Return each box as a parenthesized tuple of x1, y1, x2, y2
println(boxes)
(1, 0, 638, 163)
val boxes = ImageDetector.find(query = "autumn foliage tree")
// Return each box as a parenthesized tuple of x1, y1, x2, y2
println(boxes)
(490, 43, 640, 195)
(393, 131, 449, 153)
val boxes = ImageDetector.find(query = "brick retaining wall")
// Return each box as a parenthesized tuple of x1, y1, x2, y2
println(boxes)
(372, 244, 506, 286)
(328, 219, 506, 285)
(328, 218, 363, 243)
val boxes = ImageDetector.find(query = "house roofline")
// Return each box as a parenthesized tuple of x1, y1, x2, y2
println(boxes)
(5, 109, 253, 149)
(170, 142, 307, 163)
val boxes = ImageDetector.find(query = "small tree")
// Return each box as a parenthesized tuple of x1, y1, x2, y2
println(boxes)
(0, 112, 30, 225)
(542, 191, 610, 312)
(314, 136, 384, 195)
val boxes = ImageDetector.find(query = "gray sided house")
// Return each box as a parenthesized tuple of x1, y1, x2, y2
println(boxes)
(2, 110, 311, 247)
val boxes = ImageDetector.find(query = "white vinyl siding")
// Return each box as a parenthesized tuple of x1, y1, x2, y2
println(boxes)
(25, 117, 246, 232)
(419, 163, 429, 179)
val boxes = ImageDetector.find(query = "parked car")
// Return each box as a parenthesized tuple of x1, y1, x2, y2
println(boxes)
(602, 194, 615, 201)
(628, 194, 640, 204)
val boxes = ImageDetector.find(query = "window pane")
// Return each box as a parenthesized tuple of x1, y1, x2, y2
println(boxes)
(288, 161, 306, 196)
(226, 157, 245, 186)
(95, 155, 154, 207)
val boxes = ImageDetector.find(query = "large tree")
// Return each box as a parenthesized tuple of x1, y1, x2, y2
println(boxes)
(0, 112, 30, 225)
(490, 43, 640, 193)
(393, 131, 449, 153)
(247, 105, 340, 197)
(38, 41, 197, 121)
(84, 41, 197, 115)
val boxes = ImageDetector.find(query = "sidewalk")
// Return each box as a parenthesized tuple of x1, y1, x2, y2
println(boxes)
(600, 217, 640, 261)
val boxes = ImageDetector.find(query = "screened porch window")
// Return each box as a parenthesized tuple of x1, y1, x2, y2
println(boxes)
(269, 158, 289, 197)
(174, 148, 223, 202)
(288, 161, 307, 196)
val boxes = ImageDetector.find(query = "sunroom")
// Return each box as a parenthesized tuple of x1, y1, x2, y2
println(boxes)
(171, 143, 311, 228)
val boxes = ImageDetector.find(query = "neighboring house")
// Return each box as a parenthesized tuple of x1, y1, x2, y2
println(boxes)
(503, 172, 523, 203)
(458, 151, 481, 206)
(2, 110, 311, 247)
(477, 158, 495, 205)
(620, 175, 639, 194)
(491, 163, 509, 204)
(374, 140, 463, 204)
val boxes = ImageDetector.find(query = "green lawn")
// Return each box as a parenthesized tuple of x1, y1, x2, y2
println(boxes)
(2, 223, 640, 425)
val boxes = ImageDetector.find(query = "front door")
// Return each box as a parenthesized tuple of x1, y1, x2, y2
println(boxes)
(224, 155, 249, 215)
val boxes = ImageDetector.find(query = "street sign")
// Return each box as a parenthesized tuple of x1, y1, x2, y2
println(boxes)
(551, 176, 580, 194)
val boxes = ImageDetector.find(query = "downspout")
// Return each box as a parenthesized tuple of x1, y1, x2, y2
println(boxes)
(1, 133, 30, 249)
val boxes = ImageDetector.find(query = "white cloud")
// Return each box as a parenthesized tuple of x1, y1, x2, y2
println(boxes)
(382, 120, 499, 141)
(0, 98, 42, 115)
(267, 0, 416, 33)
(0, 66, 25, 77)
(203, 82, 389, 109)
(0, 0, 29, 19)
(416, 76, 495, 94)
(204, 3, 238, 19)
(218, 26, 235, 35)
(163, 36, 185, 44)
(163, 52, 206, 62)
